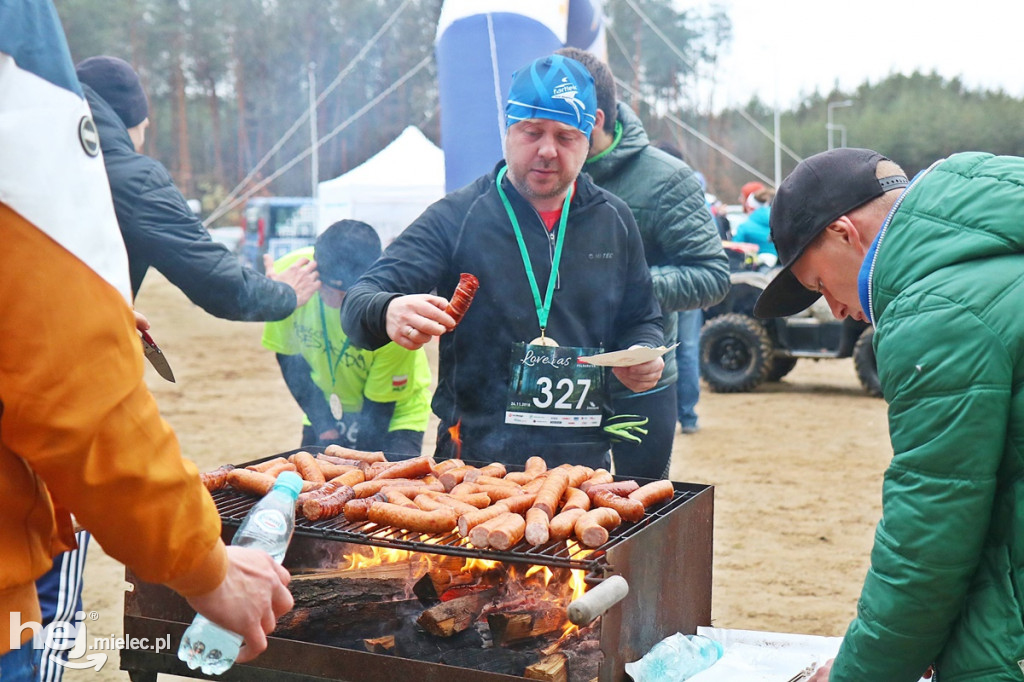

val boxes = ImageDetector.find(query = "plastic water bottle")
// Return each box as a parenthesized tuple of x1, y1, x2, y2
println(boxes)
(177, 471, 302, 675)
(624, 633, 724, 682)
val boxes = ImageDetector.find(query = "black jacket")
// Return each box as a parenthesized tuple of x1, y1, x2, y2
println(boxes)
(341, 163, 663, 466)
(84, 85, 296, 321)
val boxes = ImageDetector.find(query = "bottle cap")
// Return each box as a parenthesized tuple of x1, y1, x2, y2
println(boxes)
(272, 471, 304, 499)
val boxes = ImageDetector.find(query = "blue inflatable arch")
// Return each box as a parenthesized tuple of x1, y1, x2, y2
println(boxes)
(435, 0, 606, 192)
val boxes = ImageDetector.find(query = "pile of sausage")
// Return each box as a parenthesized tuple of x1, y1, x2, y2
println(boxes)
(200, 446, 675, 550)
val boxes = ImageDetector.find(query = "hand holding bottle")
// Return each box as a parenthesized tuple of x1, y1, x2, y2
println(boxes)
(179, 471, 301, 673)
(184, 545, 293, 663)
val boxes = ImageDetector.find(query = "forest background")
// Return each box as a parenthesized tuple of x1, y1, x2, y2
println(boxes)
(56, 0, 1024, 225)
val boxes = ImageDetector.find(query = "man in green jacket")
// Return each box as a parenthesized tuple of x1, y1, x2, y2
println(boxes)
(755, 148, 1024, 682)
(556, 47, 729, 479)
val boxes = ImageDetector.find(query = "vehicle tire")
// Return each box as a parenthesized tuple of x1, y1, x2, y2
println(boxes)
(853, 327, 883, 397)
(766, 355, 798, 382)
(699, 313, 774, 393)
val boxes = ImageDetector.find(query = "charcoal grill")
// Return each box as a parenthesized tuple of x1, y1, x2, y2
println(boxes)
(121, 449, 714, 681)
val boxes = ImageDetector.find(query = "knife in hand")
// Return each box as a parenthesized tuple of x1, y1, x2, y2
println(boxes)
(140, 330, 176, 383)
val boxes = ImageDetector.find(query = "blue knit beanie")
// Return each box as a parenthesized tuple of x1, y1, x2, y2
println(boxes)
(505, 55, 596, 138)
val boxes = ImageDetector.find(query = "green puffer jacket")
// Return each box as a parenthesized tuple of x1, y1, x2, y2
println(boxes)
(585, 103, 729, 390)
(832, 152, 1024, 682)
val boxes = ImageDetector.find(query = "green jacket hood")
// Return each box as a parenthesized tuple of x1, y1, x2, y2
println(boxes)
(872, 152, 1024, 323)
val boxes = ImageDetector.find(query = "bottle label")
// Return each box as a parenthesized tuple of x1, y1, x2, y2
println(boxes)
(251, 509, 287, 534)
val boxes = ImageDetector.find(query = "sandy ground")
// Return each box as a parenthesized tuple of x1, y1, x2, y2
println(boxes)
(65, 272, 893, 681)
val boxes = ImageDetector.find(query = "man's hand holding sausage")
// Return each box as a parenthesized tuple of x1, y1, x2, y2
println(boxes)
(385, 294, 454, 350)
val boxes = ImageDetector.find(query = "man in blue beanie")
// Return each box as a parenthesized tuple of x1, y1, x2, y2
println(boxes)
(341, 54, 665, 469)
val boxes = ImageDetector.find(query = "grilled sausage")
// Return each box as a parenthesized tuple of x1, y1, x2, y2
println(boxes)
(316, 454, 369, 469)
(433, 458, 465, 475)
(246, 457, 288, 473)
(487, 512, 527, 550)
(262, 458, 299, 475)
(592, 489, 645, 523)
(444, 272, 479, 328)
(227, 469, 276, 497)
(303, 485, 356, 521)
(458, 504, 509, 538)
(373, 456, 434, 481)
(579, 469, 615, 492)
(563, 465, 594, 489)
(548, 508, 587, 542)
(524, 506, 550, 546)
(342, 494, 385, 522)
(367, 502, 457, 534)
(628, 480, 675, 509)
(439, 465, 476, 491)
(561, 487, 591, 512)
(464, 462, 507, 482)
(296, 481, 339, 514)
(478, 484, 529, 504)
(316, 461, 359, 480)
(414, 491, 479, 516)
(328, 469, 366, 488)
(289, 451, 326, 484)
(585, 480, 640, 500)
(497, 493, 537, 515)
(574, 507, 622, 548)
(323, 444, 387, 463)
(200, 465, 235, 492)
(533, 469, 570, 518)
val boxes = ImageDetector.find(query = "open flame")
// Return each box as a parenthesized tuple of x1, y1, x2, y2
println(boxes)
(336, 541, 592, 646)
(447, 419, 462, 460)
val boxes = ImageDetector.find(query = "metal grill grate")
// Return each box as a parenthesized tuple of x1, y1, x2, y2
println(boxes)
(214, 452, 700, 575)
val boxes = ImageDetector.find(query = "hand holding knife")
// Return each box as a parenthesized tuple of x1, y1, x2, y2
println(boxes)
(140, 329, 176, 382)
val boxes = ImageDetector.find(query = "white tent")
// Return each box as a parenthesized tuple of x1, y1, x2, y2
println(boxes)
(317, 126, 445, 245)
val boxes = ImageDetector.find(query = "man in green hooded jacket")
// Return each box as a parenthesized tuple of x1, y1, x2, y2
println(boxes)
(756, 148, 1024, 682)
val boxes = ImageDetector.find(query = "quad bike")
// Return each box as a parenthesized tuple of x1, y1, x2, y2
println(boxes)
(699, 244, 882, 397)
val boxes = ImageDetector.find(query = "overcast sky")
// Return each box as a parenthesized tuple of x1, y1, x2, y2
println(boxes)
(689, 0, 1024, 109)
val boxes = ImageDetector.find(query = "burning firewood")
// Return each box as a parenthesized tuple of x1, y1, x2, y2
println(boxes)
(487, 605, 565, 645)
(363, 635, 395, 653)
(524, 653, 567, 682)
(416, 587, 497, 637)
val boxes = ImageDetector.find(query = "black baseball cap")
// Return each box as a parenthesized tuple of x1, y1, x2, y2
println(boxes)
(314, 220, 381, 290)
(753, 148, 908, 319)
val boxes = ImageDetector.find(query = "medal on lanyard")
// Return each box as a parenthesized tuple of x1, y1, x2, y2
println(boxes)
(496, 166, 571, 347)
(319, 297, 350, 420)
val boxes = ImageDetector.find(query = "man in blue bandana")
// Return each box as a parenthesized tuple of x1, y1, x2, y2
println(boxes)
(341, 54, 665, 469)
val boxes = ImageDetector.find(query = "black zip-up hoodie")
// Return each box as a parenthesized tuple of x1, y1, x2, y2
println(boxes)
(84, 84, 296, 321)
(341, 162, 663, 466)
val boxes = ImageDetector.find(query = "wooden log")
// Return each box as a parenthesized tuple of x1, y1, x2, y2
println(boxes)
(524, 653, 567, 682)
(416, 587, 497, 637)
(487, 605, 565, 646)
(363, 635, 395, 653)
(276, 574, 417, 641)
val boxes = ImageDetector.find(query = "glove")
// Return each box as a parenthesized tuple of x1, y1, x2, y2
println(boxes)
(603, 414, 649, 445)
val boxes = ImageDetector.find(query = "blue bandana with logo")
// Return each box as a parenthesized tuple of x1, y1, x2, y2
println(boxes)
(505, 55, 596, 138)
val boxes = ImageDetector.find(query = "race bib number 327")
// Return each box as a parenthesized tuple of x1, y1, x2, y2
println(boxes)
(505, 343, 605, 427)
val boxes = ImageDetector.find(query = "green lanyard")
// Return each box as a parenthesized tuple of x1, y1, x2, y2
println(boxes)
(318, 296, 350, 386)
(495, 166, 571, 340)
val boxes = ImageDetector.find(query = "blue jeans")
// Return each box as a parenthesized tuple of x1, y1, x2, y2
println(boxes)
(0, 643, 43, 682)
(676, 308, 703, 428)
